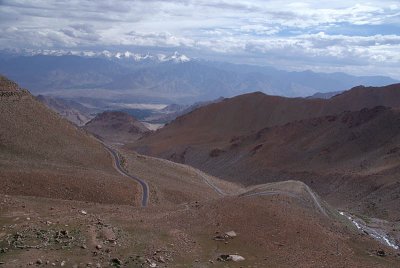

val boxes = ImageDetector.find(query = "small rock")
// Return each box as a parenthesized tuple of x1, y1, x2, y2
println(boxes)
(87, 263, 92, 267)
(225, 231, 237, 238)
(28, 262, 34, 266)
(0, 262, 4, 265)
(95, 264, 101, 268)
(60, 261, 66, 266)
(26, 217, 31, 221)
(96, 244, 102, 250)
(80, 210, 87, 215)
(81, 244, 87, 249)
(217, 254, 245, 262)
(36, 259, 43, 265)
(377, 250, 386, 257)
(149, 263, 157, 268)
(111, 258, 122, 265)
(157, 256, 165, 263)
(229, 255, 245, 262)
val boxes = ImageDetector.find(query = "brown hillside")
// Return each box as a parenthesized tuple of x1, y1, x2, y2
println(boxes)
(0, 77, 139, 205)
(36, 95, 94, 126)
(136, 84, 400, 153)
(134, 84, 400, 219)
(0, 75, 20, 92)
(84, 111, 150, 144)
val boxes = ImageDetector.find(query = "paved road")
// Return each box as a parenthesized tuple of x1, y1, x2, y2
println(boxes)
(241, 187, 328, 217)
(104, 146, 149, 207)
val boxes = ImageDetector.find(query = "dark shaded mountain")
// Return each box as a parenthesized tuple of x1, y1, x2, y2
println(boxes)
(0, 75, 139, 205)
(0, 52, 397, 103)
(84, 111, 150, 144)
(143, 97, 225, 124)
(308, 90, 343, 99)
(0, 55, 125, 91)
(134, 83, 400, 220)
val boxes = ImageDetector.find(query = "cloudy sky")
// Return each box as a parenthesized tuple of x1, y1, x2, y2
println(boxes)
(1, 0, 399, 78)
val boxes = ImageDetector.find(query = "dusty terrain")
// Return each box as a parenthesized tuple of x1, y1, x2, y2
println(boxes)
(1, 175, 399, 267)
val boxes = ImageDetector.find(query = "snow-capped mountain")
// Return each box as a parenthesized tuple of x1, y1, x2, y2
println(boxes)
(0, 48, 191, 63)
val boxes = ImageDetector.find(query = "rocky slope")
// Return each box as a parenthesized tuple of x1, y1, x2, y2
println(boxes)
(84, 111, 150, 144)
(134, 84, 400, 220)
(36, 95, 95, 126)
(0, 76, 139, 205)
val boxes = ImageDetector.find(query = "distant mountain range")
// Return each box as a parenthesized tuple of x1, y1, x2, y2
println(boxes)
(0, 49, 398, 103)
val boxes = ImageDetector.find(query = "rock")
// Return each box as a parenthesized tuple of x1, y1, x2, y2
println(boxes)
(111, 258, 122, 265)
(149, 263, 157, 268)
(225, 231, 237, 238)
(229, 255, 245, 262)
(377, 250, 386, 257)
(96, 244, 102, 250)
(213, 235, 226, 241)
(0, 262, 4, 265)
(60, 261, 66, 266)
(157, 256, 165, 263)
(36, 259, 43, 265)
(80, 210, 87, 215)
(217, 254, 245, 262)
(81, 244, 87, 249)
(95, 264, 101, 268)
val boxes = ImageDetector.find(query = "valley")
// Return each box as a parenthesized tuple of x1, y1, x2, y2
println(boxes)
(1, 75, 400, 267)
(2, 0, 400, 267)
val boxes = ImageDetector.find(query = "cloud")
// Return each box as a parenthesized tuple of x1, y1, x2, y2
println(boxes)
(0, 0, 399, 78)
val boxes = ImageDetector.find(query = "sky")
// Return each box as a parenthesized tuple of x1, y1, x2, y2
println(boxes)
(1, 0, 399, 78)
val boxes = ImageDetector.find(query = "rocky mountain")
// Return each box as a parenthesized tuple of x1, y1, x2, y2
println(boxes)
(134, 83, 400, 220)
(84, 111, 150, 144)
(0, 50, 397, 103)
(0, 75, 139, 205)
(143, 97, 225, 124)
(1, 74, 398, 267)
(308, 90, 343, 99)
(36, 95, 96, 126)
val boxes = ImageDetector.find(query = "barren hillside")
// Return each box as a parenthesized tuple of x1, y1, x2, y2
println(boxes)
(0, 75, 139, 205)
(84, 111, 150, 145)
(134, 84, 400, 220)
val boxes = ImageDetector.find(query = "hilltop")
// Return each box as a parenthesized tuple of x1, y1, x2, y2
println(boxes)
(84, 111, 150, 145)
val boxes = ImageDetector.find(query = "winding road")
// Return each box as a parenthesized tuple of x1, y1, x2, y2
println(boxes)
(104, 146, 149, 207)
(240, 185, 328, 217)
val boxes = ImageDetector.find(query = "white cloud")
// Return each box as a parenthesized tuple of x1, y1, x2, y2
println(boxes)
(0, 0, 399, 78)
